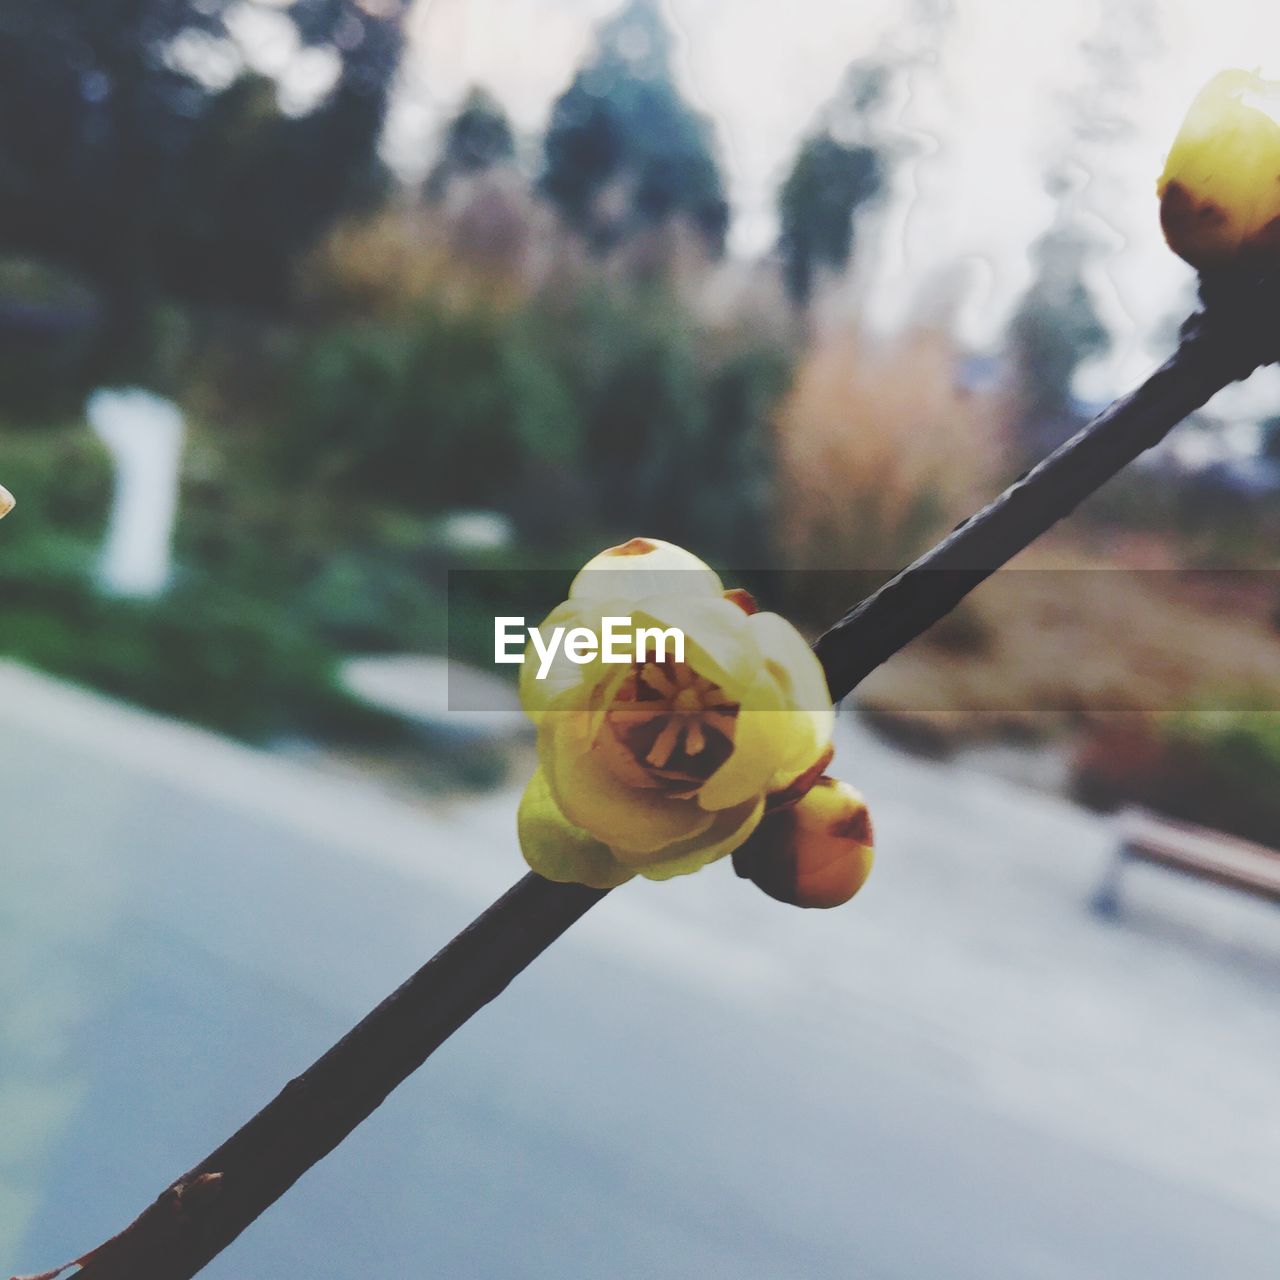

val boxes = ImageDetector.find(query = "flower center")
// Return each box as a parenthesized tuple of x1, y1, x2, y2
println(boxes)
(672, 688, 702, 717)
(602, 661, 739, 783)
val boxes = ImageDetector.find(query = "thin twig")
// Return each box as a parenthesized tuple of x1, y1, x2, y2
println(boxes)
(19, 298, 1269, 1280)
(25, 877, 607, 1280)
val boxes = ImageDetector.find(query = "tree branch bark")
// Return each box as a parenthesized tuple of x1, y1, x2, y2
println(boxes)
(18, 297, 1269, 1280)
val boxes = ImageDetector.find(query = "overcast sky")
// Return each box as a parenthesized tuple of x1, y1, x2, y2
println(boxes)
(384, 0, 1280, 414)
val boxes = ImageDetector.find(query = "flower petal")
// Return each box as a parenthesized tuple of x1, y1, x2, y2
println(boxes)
(631, 595, 761, 699)
(632, 796, 765, 880)
(696, 669, 790, 811)
(518, 769, 635, 888)
(518, 600, 587, 722)
(519, 598, 639, 724)
(570, 537, 723, 603)
(747, 610, 835, 783)
(540, 687, 715, 852)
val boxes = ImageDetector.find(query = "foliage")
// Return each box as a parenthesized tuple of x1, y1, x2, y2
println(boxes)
(1077, 708, 1280, 848)
(0, 0, 406, 371)
(1167, 709, 1280, 846)
(541, 0, 728, 255)
(0, 258, 103, 419)
(280, 283, 788, 563)
(0, 423, 403, 740)
(283, 302, 581, 514)
(544, 287, 777, 557)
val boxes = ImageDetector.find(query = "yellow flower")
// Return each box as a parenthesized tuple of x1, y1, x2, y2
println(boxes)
(518, 537, 835, 889)
(732, 777, 875, 909)
(0, 484, 13, 519)
(1158, 70, 1280, 270)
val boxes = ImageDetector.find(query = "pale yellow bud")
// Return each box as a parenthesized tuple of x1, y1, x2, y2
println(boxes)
(0, 484, 13, 519)
(1158, 70, 1280, 270)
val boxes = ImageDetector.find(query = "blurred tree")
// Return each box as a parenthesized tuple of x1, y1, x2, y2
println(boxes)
(776, 0, 959, 312)
(1006, 216, 1110, 450)
(1005, 0, 1158, 456)
(777, 62, 888, 307)
(540, 0, 728, 256)
(0, 0, 408, 371)
(425, 88, 515, 202)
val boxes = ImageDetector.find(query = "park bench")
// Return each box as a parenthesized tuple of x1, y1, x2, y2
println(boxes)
(1092, 808, 1280, 915)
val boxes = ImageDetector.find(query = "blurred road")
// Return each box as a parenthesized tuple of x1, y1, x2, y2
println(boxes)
(2, 660, 1277, 1279)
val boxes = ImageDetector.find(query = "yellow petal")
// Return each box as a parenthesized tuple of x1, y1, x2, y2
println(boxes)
(1158, 69, 1280, 268)
(540, 687, 715, 852)
(632, 796, 765, 880)
(518, 600, 588, 723)
(518, 769, 636, 888)
(696, 669, 790, 811)
(569, 537, 723, 603)
(518, 598, 636, 724)
(747, 610, 835, 783)
(630, 595, 761, 700)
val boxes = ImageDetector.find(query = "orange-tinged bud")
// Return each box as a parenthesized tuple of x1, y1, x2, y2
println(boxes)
(723, 587, 759, 615)
(0, 484, 13, 519)
(732, 777, 874, 909)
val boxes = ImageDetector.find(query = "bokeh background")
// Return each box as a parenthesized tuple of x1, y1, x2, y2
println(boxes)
(1, 2, 1278, 1277)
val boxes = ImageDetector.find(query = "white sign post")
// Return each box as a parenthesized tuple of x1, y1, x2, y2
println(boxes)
(87, 388, 185, 599)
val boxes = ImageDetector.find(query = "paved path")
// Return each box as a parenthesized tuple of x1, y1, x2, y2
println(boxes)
(1, 661, 1277, 1278)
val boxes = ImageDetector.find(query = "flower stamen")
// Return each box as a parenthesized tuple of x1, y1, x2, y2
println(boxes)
(617, 662, 739, 771)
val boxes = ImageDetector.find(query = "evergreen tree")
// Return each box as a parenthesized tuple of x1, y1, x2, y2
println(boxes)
(426, 88, 516, 202)
(541, 0, 728, 254)
(777, 63, 889, 306)
(1006, 216, 1109, 435)
(1005, 0, 1158, 453)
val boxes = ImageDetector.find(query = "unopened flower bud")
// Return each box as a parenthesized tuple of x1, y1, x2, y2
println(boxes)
(0, 484, 13, 519)
(1158, 70, 1280, 270)
(733, 777, 874, 909)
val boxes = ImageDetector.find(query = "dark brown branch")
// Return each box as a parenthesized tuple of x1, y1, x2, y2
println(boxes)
(20, 297, 1269, 1280)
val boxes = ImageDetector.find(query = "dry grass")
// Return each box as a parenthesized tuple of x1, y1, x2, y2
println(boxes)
(772, 324, 1280, 751)
(301, 175, 559, 320)
(775, 322, 1009, 576)
(854, 539, 1280, 747)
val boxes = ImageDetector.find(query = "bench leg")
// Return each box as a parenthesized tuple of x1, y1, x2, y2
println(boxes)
(1090, 845, 1129, 918)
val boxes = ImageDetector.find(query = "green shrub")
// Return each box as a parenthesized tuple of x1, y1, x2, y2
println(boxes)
(284, 303, 580, 513)
(542, 286, 789, 561)
(279, 285, 791, 563)
(1163, 709, 1280, 847)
